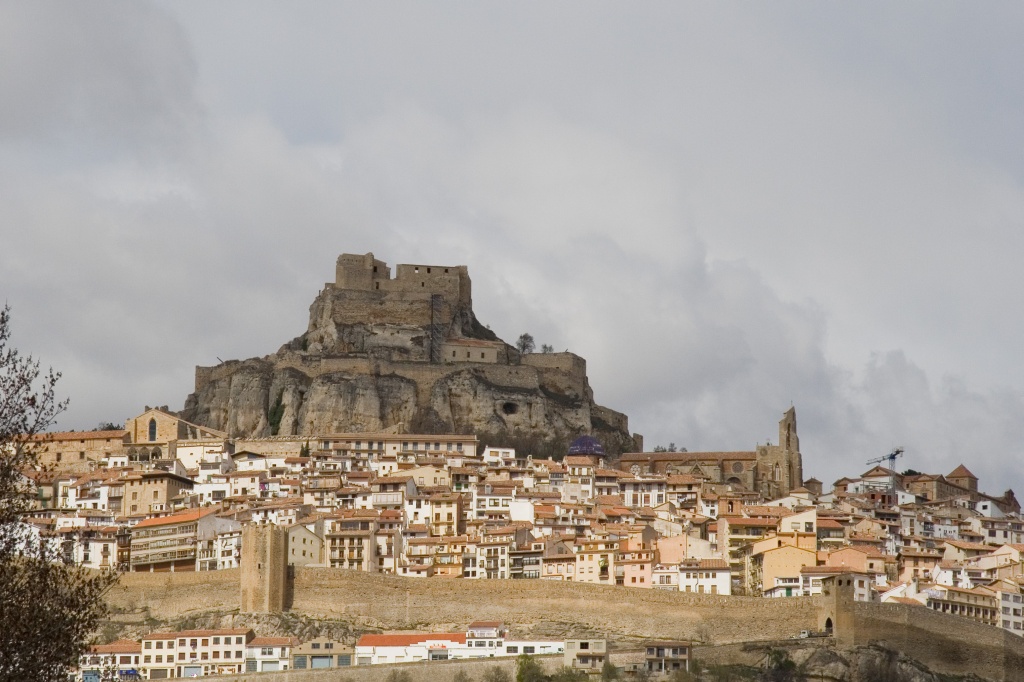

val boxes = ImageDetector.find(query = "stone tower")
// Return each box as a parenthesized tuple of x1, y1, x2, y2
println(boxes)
(240, 524, 288, 613)
(818, 573, 857, 647)
(755, 407, 804, 500)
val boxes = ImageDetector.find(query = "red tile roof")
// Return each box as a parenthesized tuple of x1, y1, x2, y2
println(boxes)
(134, 508, 216, 529)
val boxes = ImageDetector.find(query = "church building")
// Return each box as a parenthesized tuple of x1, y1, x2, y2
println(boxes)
(617, 408, 804, 500)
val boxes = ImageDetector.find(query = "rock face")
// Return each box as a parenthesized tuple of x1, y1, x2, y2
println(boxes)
(182, 253, 640, 453)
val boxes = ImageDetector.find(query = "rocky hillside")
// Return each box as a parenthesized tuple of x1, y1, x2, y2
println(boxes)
(181, 253, 640, 453)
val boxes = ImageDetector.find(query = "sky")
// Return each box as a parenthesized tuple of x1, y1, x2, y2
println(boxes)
(2, 2, 1023, 494)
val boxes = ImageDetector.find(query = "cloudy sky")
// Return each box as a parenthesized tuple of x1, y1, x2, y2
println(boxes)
(3, 2, 1023, 493)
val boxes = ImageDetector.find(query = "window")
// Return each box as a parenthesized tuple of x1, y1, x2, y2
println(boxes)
(148, 419, 157, 442)
(261, 648, 274, 656)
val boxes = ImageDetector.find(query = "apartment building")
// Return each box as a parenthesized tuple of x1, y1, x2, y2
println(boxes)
(575, 536, 617, 585)
(79, 640, 141, 682)
(122, 471, 194, 516)
(141, 628, 252, 679)
(245, 636, 301, 673)
(130, 508, 221, 572)
(564, 639, 608, 671)
(644, 641, 690, 674)
(326, 509, 381, 571)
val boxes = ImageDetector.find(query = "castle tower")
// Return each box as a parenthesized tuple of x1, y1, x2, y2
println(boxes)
(818, 573, 857, 647)
(240, 524, 288, 613)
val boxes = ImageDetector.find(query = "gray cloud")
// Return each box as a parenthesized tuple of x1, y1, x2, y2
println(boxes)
(3, 2, 1024, 496)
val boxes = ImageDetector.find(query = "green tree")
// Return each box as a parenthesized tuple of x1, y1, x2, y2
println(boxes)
(541, 344, 554, 353)
(549, 667, 587, 682)
(760, 649, 803, 682)
(601, 660, 620, 682)
(483, 666, 513, 682)
(0, 306, 119, 681)
(517, 654, 548, 682)
(516, 333, 535, 355)
(668, 668, 697, 682)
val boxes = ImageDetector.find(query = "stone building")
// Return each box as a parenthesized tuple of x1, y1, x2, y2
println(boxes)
(32, 429, 129, 473)
(618, 408, 804, 500)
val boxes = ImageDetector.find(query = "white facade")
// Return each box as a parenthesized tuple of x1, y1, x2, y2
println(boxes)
(678, 564, 731, 595)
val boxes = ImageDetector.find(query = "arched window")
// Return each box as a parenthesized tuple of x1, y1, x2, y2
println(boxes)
(148, 418, 157, 442)
(774, 463, 781, 481)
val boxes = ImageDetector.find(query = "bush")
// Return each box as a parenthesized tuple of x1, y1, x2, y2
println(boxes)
(385, 670, 413, 682)
(517, 654, 547, 682)
(483, 665, 512, 682)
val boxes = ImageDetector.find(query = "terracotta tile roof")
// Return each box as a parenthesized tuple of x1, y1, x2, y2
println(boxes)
(947, 464, 977, 479)
(143, 628, 251, 639)
(88, 639, 141, 654)
(944, 540, 995, 551)
(619, 451, 756, 461)
(134, 508, 216, 529)
(723, 517, 778, 527)
(33, 430, 128, 441)
(680, 558, 729, 570)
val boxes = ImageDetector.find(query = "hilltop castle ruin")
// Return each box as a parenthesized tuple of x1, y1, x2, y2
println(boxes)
(183, 253, 640, 453)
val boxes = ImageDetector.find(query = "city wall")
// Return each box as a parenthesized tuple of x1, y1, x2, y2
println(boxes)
(844, 601, 1024, 682)
(107, 570, 1024, 680)
(693, 639, 834, 668)
(109, 568, 820, 645)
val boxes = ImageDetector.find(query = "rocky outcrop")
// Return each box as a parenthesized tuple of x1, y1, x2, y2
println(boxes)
(181, 253, 640, 453)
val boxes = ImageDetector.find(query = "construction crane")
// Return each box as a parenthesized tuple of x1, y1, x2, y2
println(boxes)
(865, 447, 905, 499)
(865, 447, 904, 471)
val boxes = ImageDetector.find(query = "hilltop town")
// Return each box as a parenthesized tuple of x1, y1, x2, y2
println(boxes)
(13, 255, 1024, 681)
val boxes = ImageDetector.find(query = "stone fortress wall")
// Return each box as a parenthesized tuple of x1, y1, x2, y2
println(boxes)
(108, 569, 1024, 681)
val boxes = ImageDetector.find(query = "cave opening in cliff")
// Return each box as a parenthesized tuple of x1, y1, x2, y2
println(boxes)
(502, 402, 518, 415)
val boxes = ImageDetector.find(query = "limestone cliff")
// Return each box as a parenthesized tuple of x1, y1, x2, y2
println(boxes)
(181, 253, 639, 453)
